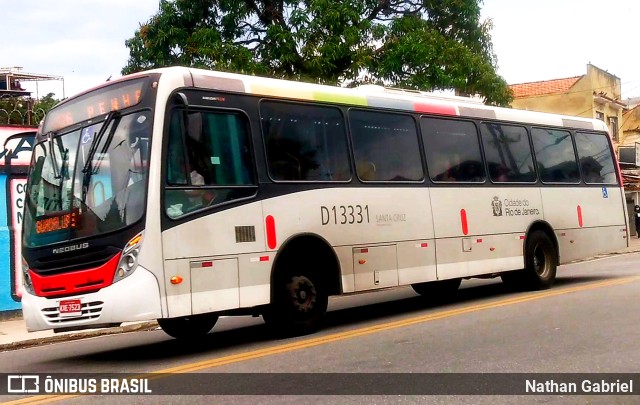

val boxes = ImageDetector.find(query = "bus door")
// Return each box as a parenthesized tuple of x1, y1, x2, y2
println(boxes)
(161, 108, 259, 318)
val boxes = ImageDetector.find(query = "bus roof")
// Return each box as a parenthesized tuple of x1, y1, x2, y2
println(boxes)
(73, 66, 611, 133)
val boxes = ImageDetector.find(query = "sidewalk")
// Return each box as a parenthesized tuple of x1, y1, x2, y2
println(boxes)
(2, 237, 640, 351)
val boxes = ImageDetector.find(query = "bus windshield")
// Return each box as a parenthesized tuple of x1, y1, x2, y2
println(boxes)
(23, 110, 151, 248)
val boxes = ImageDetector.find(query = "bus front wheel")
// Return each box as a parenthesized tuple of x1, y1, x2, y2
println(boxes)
(157, 314, 218, 339)
(502, 230, 557, 290)
(263, 269, 328, 336)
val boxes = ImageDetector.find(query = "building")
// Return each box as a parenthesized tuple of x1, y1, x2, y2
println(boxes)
(0, 66, 63, 99)
(510, 64, 625, 144)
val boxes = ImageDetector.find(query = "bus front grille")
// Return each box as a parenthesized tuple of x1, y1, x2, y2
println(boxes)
(41, 301, 104, 323)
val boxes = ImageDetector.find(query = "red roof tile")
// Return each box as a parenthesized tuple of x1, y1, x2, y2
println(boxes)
(510, 76, 583, 98)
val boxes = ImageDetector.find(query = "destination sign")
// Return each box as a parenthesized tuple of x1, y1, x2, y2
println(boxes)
(43, 78, 149, 133)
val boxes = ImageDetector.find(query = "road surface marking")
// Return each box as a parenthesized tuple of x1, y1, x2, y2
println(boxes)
(4, 275, 639, 404)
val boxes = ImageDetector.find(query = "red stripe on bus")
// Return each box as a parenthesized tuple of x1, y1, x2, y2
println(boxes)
(460, 209, 469, 235)
(29, 253, 121, 297)
(266, 215, 277, 249)
(577, 205, 583, 227)
(413, 102, 457, 115)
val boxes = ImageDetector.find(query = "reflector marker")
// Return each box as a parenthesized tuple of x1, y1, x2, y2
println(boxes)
(266, 215, 277, 249)
(414, 242, 429, 248)
(260, 256, 269, 262)
(460, 209, 469, 235)
(190, 261, 214, 269)
(360, 248, 369, 254)
(577, 205, 583, 228)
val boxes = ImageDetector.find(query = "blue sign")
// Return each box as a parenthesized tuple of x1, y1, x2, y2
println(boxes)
(81, 128, 94, 145)
(602, 187, 608, 198)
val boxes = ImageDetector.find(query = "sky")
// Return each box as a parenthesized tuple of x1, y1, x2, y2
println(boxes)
(2, 0, 640, 101)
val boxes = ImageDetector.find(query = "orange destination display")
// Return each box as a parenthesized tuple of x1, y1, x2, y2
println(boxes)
(35, 212, 77, 234)
(43, 77, 148, 134)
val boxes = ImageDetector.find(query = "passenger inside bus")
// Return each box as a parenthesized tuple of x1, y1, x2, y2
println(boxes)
(580, 156, 604, 183)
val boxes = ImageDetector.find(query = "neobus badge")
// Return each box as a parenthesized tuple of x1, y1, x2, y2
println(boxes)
(52, 242, 89, 255)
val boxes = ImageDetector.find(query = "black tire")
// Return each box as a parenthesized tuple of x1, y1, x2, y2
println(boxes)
(263, 269, 328, 336)
(502, 230, 557, 290)
(157, 314, 218, 339)
(411, 278, 462, 300)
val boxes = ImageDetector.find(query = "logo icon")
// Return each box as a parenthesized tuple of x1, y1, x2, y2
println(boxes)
(7, 375, 39, 393)
(492, 196, 503, 216)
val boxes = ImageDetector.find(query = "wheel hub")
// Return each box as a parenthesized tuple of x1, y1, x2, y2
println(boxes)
(533, 245, 547, 276)
(287, 276, 317, 313)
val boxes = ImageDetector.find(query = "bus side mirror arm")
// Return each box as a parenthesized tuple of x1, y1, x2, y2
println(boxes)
(3, 148, 13, 175)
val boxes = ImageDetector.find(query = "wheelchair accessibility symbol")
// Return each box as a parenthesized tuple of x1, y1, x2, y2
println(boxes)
(602, 187, 608, 198)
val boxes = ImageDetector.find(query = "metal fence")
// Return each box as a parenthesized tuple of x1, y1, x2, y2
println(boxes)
(0, 95, 46, 126)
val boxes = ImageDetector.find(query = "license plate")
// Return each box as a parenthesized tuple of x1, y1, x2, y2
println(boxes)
(59, 299, 82, 317)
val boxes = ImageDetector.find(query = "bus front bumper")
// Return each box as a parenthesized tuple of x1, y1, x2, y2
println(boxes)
(22, 266, 162, 333)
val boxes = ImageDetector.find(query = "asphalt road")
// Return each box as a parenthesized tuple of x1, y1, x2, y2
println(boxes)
(2, 252, 640, 404)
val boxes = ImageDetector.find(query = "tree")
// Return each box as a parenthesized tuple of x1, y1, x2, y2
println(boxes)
(123, 0, 512, 106)
(0, 93, 61, 126)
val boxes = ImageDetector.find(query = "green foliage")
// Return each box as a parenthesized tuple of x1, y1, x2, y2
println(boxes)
(123, 0, 512, 105)
(0, 93, 61, 126)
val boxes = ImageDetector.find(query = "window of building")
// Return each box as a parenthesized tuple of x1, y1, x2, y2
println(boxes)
(480, 123, 536, 183)
(608, 116, 619, 142)
(421, 117, 485, 183)
(531, 128, 580, 183)
(595, 111, 605, 121)
(260, 101, 351, 181)
(575, 132, 617, 184)
(349, 110, 423, 181)
(164, 109, 256, 218)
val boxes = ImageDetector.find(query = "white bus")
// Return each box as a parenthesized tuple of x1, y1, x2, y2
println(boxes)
(20, 67, 628, 338)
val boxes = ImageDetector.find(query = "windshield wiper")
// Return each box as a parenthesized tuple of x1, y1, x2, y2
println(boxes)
(81, 111, 119, 200)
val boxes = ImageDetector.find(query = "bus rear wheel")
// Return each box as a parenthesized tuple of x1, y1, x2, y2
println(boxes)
(157, 314, 218, 339)
(411, 278, 462, 300)
(263, 269, 328, 336)
(502, 230, 557, 290)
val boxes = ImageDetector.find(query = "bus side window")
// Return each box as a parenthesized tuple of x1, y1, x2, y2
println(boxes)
(166, 111, 188, 185)
(480, 123, 536, 183)
(164, 109, 257, 219)
(531, 128, 580, 184)
(260, 101, 350, 182)
(422, 117, 485, 183)
(575, 132, 617, 184)
(350, 109, 423, 182)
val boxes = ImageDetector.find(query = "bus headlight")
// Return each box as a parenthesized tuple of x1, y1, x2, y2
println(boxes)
(114, 232, 143, 283)
(22, 258, 34, 295)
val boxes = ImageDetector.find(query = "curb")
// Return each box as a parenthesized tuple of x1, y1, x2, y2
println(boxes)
(0, 321, 159, 351)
